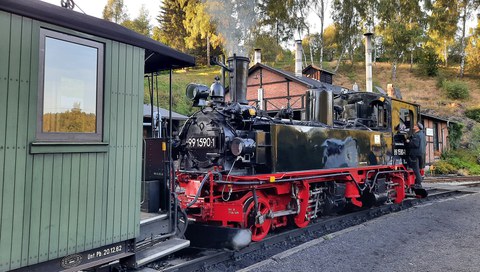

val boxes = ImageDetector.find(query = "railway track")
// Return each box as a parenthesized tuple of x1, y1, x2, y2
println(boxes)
(150, 183, 479, 272)
(424, 175, 480, 183)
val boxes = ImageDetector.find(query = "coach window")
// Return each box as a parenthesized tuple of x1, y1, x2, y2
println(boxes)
(37, 29, 104, 142)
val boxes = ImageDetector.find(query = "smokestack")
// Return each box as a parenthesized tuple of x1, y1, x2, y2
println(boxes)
(227, 55, 250, 104)
(254, 48, 262, 64)
(364, 29, 373, 93)
(295, 40, 303, 77)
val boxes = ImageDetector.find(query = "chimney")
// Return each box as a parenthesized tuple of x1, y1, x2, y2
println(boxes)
(227, 55, 250, 104)
(254, 48, 262, 64)
(364, 29, 374, 93)
(295, 40, 303, 77)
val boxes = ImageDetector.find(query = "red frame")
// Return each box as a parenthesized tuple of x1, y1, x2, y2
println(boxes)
(177, 164, 416, 240)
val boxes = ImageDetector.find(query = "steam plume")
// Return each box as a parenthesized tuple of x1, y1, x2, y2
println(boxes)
(204, 0, 258, 57)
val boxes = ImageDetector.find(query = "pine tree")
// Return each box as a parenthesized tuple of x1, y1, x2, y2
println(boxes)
(156, 0, 189, 51)
(122, 5, 151, 37)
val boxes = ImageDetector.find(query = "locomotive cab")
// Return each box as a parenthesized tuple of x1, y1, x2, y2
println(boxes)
(390, 98, 421, 165)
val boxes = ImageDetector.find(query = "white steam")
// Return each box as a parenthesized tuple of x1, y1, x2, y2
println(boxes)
(204, 0, 258, 57)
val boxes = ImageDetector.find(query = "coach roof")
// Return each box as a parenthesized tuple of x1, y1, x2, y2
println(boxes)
(0, 0, 195, 73)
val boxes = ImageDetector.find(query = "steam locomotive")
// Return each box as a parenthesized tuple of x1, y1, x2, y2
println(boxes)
(176, 55, 425, 246)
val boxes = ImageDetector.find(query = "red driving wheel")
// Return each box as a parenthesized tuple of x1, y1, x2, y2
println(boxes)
(244, 196, 272, 241)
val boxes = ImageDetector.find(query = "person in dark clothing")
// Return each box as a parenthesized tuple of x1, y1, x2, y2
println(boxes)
(418, 123, 426, 168)
(406, 123, 426, 188)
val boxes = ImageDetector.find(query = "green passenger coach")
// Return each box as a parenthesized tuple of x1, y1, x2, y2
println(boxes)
(0, 0, 195, 271)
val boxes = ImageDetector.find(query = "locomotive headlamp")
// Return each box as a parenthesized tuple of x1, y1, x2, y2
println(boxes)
(230, 137, 256, 157)
(248, 108, 256, 116)
(186, 83, 210, 107)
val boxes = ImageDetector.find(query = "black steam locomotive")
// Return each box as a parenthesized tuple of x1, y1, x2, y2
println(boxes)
(176, 55, 424, 245)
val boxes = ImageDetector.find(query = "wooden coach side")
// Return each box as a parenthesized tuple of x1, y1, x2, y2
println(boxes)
(0, 11, 144, 271)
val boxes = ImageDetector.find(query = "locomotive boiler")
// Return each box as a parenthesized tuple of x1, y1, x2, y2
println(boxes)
(176, 55, 425, 245)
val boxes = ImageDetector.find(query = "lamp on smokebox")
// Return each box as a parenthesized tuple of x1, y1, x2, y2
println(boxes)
(186, 83, 210, 107)
(230, 137, 256, 157)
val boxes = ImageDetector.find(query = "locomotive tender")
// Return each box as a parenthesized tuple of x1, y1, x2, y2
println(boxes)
(177, 55, 425, 243)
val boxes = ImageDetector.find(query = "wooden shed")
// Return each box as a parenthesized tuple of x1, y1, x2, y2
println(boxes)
(0, 0, 194, 271)
(302, 64, 335, 84)
(420, 113, 452, 165)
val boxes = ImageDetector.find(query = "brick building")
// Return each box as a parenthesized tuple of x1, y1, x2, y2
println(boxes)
(246, 63, 346, 119)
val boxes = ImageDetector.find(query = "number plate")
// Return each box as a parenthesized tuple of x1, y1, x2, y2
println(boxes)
(187, 137, 216, 149)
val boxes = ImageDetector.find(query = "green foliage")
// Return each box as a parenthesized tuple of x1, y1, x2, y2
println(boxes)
(418, 47, 439, 76)
(156, 0, 189, 51)
(376, 0, 425, 80)
(436, 149, 480, 175)
(425, 0, 459, 65)
(448, 122, 464, 150)
(466, 18, 480, 74)
(435, 71, 446, 88)
(144, 67, 221, 116)
(121, 5, 151, 36)
(433, 160, 457, 174)
(43, 110, 96, 133)
(465, 108, 480, 122)
(331, 0, 363, 65)
(256, 0, 309, 44)
(183, 1, 222, 65)
(442, 80, 469, 99)
(102, 0, 128, 24)
(247, 34, 287, 64)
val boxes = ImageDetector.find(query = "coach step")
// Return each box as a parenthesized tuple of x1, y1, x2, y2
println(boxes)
(123, 238, 190, 268)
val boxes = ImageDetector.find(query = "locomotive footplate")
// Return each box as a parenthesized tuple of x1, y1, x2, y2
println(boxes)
(185, 223, 252, 250)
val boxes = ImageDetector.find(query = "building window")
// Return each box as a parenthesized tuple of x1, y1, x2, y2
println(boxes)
(37, 29, 104, 142)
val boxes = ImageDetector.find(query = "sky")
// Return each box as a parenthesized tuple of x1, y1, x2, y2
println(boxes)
(41, 0, 161, 25)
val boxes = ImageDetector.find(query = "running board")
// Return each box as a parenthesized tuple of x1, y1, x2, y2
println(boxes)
(122, 238, 190, 268)
(140, 214, 168, 226)
(139, 214, 169, 242)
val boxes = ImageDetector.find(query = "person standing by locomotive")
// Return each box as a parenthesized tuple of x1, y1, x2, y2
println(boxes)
(406, 123, 425, 188)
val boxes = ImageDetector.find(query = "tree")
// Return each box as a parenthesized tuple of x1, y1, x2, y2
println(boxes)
(102, 0, 128, 24)
(426, 0, 459, 67)
(466, 14, 480, 74)
(156, 0, 189, 51)
(311, 0, 326, 67)
(459, 0, 480, 77)
(256, 0, 310, 44)
(183, 1, 221, 65)
(376, 0, 425, 81)
(247, 33, 285, 63)
(331, 0, 362, 72)
(122, 5, 152, 36)
(322, 24, 339, 62)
